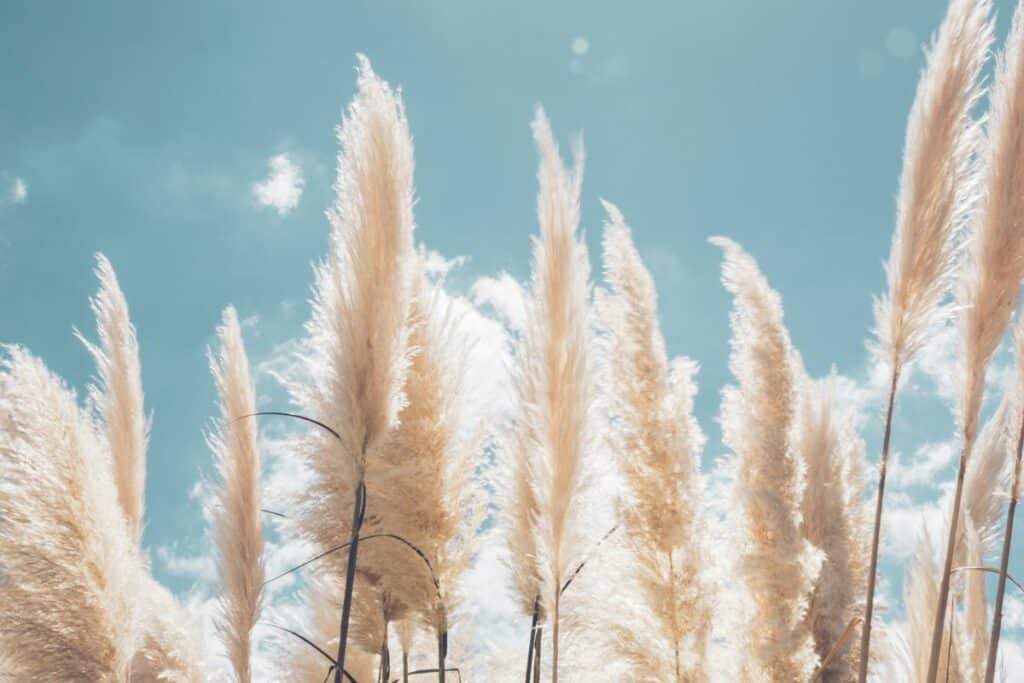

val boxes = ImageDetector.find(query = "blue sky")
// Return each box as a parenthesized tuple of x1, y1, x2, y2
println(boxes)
(3, 0, 1024, 674)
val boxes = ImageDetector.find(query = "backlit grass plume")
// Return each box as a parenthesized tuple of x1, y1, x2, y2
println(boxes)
(861, 1, 992, 673)
(799, 376, 868, 680)
(505, 107, 593, 683)
(906, 383, 1015, 681)
(132, 578, 203, 683)
(929, 0, 1024, 673)
(210, 306, 264, 683)
(76, 253, 150, 546)
(0, 346, 139, 681)
(599, 201, 710, 681)
(366, 268, 485, 682)
(713, 237, 823, 681)
(287, 54, 415, 680)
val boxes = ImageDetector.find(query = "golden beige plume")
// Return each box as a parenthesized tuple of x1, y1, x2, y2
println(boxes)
(873, 0, 991, 372)
(287, 55, 415, 678)
(599, 201, 710, 681)
(0, 346, 138, 680)
(931, 1, 1024, 669)
(363, 266, 485, 681)
(862, 2, 992, 673)
(76, 253, 150, 546)
(504, 107, 592, 683)
(131, 578, 203, 683)
(799, 376, 868, 681)
(712, 237, 823, 681)
(210, 306, 265, 682)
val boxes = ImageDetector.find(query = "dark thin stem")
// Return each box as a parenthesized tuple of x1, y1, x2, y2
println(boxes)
(261, 508, 287, 518)
(985, 407, 1024, 683)
(334, 477, 366, 683)
(264, 533, 440, 591)
(857, 367, 899, 682)
(928, 437, 972, 682)
(262, 623, 358, 683)
(402, 651, 409, 683)
(525, 597, 539, 683)
(560, 524, 618, 595)
(953, 566, 1024, 594)
(437, 630, 448, 683)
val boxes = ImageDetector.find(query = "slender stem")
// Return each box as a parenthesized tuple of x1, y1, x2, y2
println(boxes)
(927, 437, 973, 683)
(379, 621, 391, 683)
(334, 477, 366, 683)
(983, 407, 1024, 683)
(857, 367, 900, 682)
(403, 651, 409, 683)
(437, 630, 447, 683)
(533, 626, 542, 683)
(551, 590, 560, 683)
(525, 598, 539, 683)
(814, 617, 863, 682)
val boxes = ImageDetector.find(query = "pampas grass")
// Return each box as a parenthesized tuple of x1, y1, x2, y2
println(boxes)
(0, 346, 139, 681)
(714, 237, 823, 681)
(504, 107, 593, 683)
(599, 201, 710, 681)
(872, 0, 990, 373)
(77, 253, 150, 547)
(365, 267, 485, 682)
(862, 0, 992, 674)
(984, 319, 1024, 681)
(210, 306, 265, 683)
(799, 376, 868, 680)
(930, 0, 1024, 672)
(132, 578, 203, 683)
(287, 54, 415, 680)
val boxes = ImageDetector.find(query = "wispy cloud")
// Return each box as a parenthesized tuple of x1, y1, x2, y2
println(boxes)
(253, 154, 304, 215)
(9, 178, 26, 204)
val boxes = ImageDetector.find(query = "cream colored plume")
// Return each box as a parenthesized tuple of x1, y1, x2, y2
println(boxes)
(599, 201, 710, 681)
(873, 0, 991, 373)
(905, 383, 1015, 681)
(76, 253, 150, 546)
(959, 0, 1024, 445)
(210, 306, 265, 683)
(0, 346, 138, 681)
(131, 578, 203, 683)
(799, 376, 868, 680)
(281, 575, 376, 683)
(364, 268, 485, 633)
(504, 107, 593, 681)
(288, 54, 416, 572)
(713, 237, 823, 681)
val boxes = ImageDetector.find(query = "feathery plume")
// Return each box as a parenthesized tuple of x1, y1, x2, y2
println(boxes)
(504, 107, 592, 683)
(599, 201, 710, 681)
(210, 306, 265, 683)
(799, 376, 868, 680)
(862, 1, 992, 674)
(713, 237, 822, 681)
(930, 0, 1024, 671)
(76, 254, 150, 546)
(0, 347, 138, 681)
(288, 55, 415, 680)
(365, 267, 485, 682)
(131, 578, 203, 683)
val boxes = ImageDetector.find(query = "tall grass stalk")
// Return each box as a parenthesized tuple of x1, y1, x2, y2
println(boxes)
(984, 324, 1024, 682)
(929, 0, 1024, 674)
(859, 0, 991, 677)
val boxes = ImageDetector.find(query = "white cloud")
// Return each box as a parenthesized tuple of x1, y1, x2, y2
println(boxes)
(470, 273, 528, 332)
(253, 154, 304, 215)
(10, 178, 26, 204)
